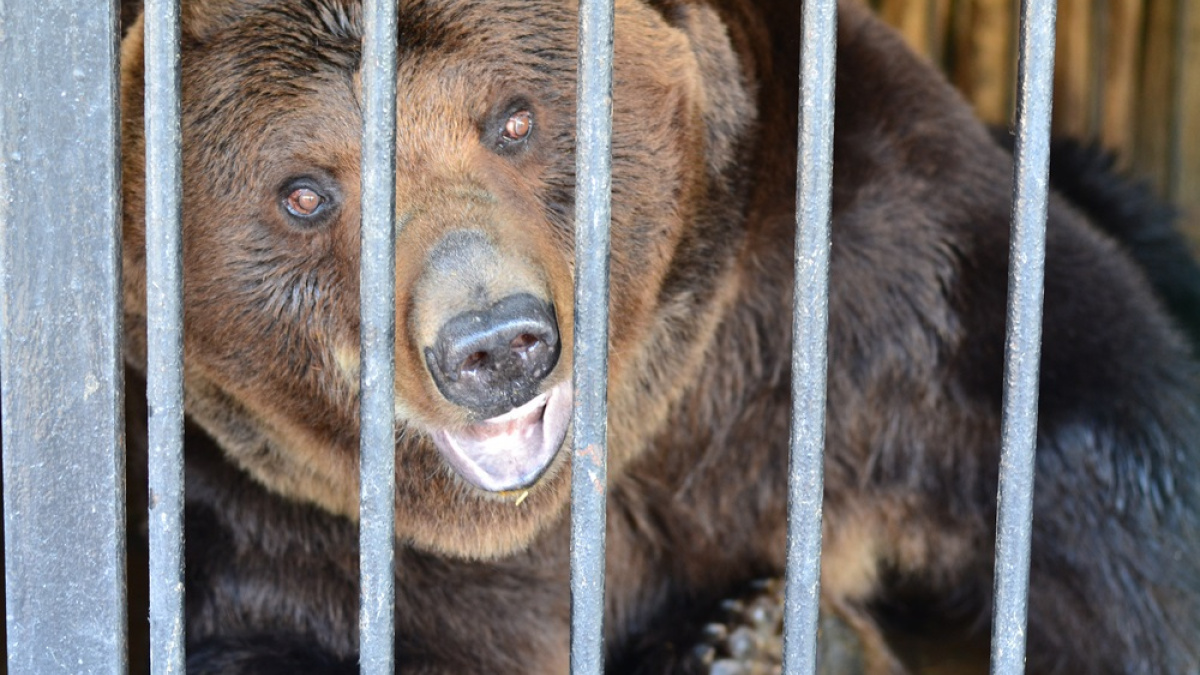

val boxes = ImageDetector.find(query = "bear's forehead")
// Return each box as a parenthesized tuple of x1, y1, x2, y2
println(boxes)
(181, 0, 587, 184)
(201, 0, 578, 81)
(183, 0, 584, 148)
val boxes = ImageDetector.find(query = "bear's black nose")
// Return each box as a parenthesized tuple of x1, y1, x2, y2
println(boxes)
(425, 293, 560, 418)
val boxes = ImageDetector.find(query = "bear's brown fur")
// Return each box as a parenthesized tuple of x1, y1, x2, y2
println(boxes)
(119, 0, 1200, 672)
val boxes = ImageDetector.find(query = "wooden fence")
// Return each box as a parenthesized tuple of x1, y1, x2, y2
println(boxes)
(874, 0, 1200, 243)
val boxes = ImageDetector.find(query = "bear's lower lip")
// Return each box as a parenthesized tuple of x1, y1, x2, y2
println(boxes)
(431, 382, 573, 493)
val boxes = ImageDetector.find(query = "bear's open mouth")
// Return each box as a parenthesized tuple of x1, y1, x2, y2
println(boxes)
(431, 382, 573, 493)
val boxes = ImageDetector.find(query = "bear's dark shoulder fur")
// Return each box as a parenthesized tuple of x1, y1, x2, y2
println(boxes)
(118, 0, 1200, 673)
(1029, 134, 1200, 353)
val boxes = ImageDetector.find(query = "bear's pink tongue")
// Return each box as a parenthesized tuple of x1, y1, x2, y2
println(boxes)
(431, 382, 572, 493)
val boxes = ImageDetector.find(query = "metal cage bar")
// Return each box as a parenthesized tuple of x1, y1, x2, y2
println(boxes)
(0, 1, 129, 672)
(358, 0, 400, 671)
(143, 0, 188, 672)
(782, 0, 838, 672)
(570, 0, 615, 671)
(989, 1, 1057, 673)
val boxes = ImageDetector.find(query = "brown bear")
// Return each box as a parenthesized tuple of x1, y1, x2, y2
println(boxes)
(118, 0, 1200, 672)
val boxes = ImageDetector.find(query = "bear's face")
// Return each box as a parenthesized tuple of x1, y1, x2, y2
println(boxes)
(121, 0, 754, 558)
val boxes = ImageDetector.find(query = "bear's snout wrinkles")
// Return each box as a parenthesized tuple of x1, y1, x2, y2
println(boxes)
(427, 293, 560, 418)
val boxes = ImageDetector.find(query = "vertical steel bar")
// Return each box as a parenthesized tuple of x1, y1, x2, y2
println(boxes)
(989, 1, 1056, 673)
(571, 0, 614, 670)
(144, 0, 187, 671)
(781, 0, 837, 673)
(359, 0, 399, 671)
(0, 0, 128, 673)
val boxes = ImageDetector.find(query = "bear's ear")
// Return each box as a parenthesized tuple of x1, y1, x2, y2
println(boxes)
(658, 1, 757, 176)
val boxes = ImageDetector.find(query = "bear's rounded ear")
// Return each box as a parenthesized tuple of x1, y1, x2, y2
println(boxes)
(659, 1, 757, 176)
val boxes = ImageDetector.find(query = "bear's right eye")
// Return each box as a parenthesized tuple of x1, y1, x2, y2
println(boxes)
(278, 176, 339, 228)
(286, 188, 324, 217)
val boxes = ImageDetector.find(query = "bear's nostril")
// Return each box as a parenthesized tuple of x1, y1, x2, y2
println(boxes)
(459, 351, 490, 375)
(510, 333, 538, 353)
(426, 294, 560, 418)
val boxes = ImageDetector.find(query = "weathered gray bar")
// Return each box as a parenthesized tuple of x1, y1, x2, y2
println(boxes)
(358, 0, 399, 671)
(143, 0, 188, 672)
(782, 0, 837, 673)
(989, 1, 1056, 673)
(570, 0, 615, 670)
(0, 1, 128, 673)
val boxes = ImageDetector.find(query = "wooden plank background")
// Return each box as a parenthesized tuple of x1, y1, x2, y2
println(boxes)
(871, 0, 1200, 244)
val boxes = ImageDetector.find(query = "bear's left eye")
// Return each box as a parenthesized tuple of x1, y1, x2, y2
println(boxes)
(502, 111, 533, 142)
(484, 101, 537, 155)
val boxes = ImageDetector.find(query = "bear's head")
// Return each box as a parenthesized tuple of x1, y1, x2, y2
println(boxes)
(120, 0, 757, 558)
